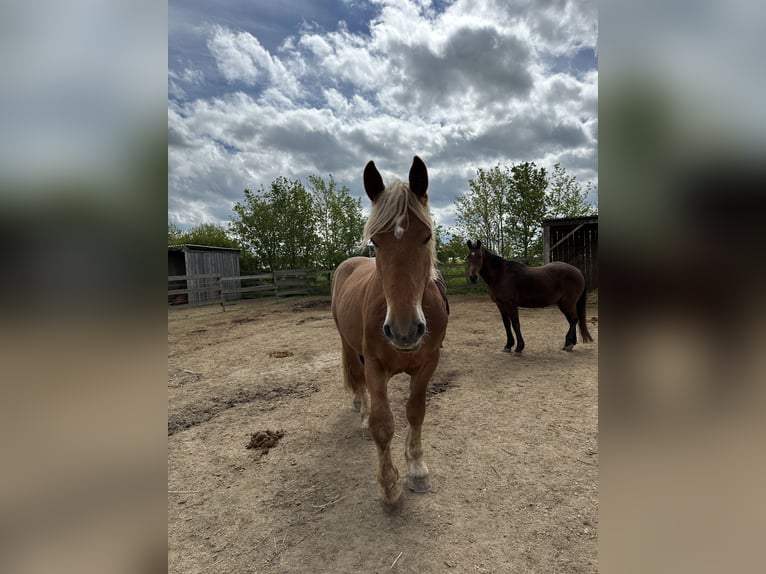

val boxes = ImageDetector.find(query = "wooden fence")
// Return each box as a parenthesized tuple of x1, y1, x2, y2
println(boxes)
(168, 269, 334, 309)
(167, 260, 543, 309)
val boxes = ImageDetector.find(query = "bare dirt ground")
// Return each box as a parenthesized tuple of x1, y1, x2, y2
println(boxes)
(168, 292, 598, 573)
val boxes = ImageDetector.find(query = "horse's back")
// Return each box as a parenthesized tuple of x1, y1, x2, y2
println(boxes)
(500, 261, 584, 308)
(546, 261, 586, 292)
(332, 257, 371, 296)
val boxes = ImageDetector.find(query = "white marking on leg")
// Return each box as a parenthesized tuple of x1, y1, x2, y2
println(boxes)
(405, 427, 429, 477)
(360, 391, 370, 429)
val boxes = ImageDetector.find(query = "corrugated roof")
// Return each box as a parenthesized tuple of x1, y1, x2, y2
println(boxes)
(541, 215, 598, 226)
(167, 244, 241, 252)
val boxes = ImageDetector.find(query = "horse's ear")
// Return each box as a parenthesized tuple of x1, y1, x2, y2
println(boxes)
(476, 240, 482, 248)
(364, 161, 385, 202)
(466, 240, 473, 248)
(409, 156, 428, 198)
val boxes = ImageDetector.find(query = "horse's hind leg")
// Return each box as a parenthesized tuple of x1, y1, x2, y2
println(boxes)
(500, 311, 515, 352)
(558, 302, 578, 351)
(511, 316, 524, 355)
(404, 359, 439, 493)
(341, 342, 369, 429)
(507, 305, 524, 355)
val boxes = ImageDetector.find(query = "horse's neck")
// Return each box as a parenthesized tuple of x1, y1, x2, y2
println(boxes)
(480, 251, 508, 284)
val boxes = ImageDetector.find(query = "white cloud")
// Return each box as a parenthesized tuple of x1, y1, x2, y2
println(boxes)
(207, 26, 267, 84)
(169, 1, 598, 229)
(207, 26, 302, 97)
(168, 65, 204, 99)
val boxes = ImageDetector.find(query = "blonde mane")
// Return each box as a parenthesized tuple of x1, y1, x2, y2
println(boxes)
(361, 179, 438, 279)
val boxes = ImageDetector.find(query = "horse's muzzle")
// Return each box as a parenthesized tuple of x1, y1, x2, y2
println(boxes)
(469, 275, 477, 284)
(383, 321, 426, 352)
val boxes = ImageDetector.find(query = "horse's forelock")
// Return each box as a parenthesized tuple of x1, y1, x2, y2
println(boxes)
(361, 179, 437, 278)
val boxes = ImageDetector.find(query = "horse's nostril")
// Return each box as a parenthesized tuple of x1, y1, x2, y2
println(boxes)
(383, 324, 393, 339)
(416, 322, 426, 339)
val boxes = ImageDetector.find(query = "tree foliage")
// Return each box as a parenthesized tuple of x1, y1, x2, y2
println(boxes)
(171, 163, 597, 275)
(454, 161, 596, 261)
(546, 163, 597, 218)
(230, 177, 317, 271)
(437, 231, 470, 264)
(167, 222, 184, 245)
(455, 165, 511, 256)
(307, 174, 366, 268)
(507, 162, 547, 260)
(230, 174, 365, 271)
(167, 222, 240, 249)
(454, 162, 547, 260)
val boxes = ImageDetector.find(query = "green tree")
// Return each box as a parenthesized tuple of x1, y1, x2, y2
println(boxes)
(168, 221, 240, 248)
(455, 162, 547, 260)
(546, 163, 597, 218)
(454, 165, 512, 256)
(507, 161, 548, 261)
(230, 177, 319, 271)
(168, 222, 184, 245)
(438, 230, 470, 264)
(308, 174, 365, 268)
(432, 221, 446, 262)
(182, 222, 240, 249)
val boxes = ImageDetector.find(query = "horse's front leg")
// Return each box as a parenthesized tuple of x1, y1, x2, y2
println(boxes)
(500, 311, 515, 353)
(405, 357, 439, 493)
(365, 360, 401, 508)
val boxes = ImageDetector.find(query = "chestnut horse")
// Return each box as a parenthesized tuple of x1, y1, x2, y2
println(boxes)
(331, 157, 448, 508)
(466, 239, 592, 354)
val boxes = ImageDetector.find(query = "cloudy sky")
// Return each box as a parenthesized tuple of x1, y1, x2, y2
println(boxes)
(168, 0, 597, 231)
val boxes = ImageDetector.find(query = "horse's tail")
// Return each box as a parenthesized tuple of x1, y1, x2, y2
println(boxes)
(577, 288, 593, 343)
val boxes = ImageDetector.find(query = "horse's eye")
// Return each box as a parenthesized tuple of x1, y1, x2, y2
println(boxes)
(423, 235, 432, 245)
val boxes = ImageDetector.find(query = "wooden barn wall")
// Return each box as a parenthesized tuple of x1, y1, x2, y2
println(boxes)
(548, 223, 598, 291)
(184, 251, 241, 304)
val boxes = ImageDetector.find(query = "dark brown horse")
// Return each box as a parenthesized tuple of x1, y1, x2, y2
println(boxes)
(466, 240, 592, 354)
(332, 157, 449, 508)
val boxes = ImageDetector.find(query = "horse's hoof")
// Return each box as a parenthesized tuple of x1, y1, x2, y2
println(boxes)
(503, 347, 512, 353)
(513, 350, 523, 357)
(406, 474, 431, 493)
(380, 495, 403, 514)
(352, 397, 361, 412)
(562, 345, 573, 352)
(379, 482, 403, 511)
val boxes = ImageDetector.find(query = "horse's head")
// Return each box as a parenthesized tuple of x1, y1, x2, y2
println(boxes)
(363, 156, 435, 352)
(466, 240, 484, 284)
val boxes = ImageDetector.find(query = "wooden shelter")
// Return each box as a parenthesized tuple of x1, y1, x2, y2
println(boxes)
(168, 244, 241, 305)
(542, 216, 598, 291)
